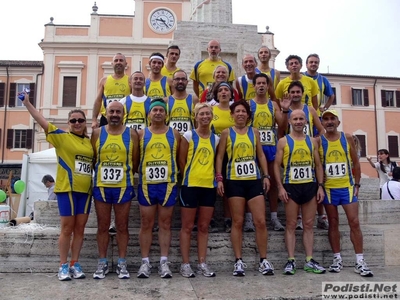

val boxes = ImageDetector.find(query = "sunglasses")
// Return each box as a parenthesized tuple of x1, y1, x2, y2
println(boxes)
(69, 118, 86, 124)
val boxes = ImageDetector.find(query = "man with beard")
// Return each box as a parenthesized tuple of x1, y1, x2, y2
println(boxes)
(257, 46, 280, 90)
(276, 55, 319, 111)
(168, 70, 198, 135)
(91, 101, 139, 279)
(190, 40, 236, 98)
(92, 53, 130, 128)
(317, 109, 373, 277)
(249, 73, 290, 231)
(275, 109, 326, 275)
(120, 71, 151, 131)
(161, 45, 181, 78)
(145, 52, 173, 99)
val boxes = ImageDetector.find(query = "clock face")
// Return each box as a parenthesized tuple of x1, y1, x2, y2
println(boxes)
(149, 8, 176, 34)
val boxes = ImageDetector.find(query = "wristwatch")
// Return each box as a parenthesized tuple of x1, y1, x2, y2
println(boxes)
(263, 175, 271, 179)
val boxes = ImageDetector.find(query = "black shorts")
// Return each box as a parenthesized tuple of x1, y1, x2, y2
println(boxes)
(100, 115, 108, 126)
(225, 179, 264, 201)
(283, 182, 317, 205)
(179, 186, 217, 208)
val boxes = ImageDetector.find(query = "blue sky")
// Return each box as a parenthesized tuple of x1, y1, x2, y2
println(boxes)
(2, 0, 399, 77)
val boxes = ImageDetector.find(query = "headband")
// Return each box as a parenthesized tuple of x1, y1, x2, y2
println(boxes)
(150, 55, 164, 62)
(218, 82, 231, 89)
(150, 100, 167, 112)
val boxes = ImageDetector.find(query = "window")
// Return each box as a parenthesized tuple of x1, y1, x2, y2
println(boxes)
(62, 76, 77, 107)
(352, 88, 369, 106)
(6, 129, 33, 149)
(8, 83, 36, 107)
(322, 87, 337, 106)
(381, 90, 400, 107)
(355, 134, 366, 157)
(0, 82, 5, 107)
(388, 136, 399, 158)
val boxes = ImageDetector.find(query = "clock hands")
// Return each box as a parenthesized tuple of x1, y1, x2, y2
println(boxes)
(155, 17, 170, 28)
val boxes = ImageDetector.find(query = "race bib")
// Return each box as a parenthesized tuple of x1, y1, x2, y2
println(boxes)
(290, 166, 312, 181)
(170, 121, 191, 134)
(146, 166, 168, 182)
(303, 124, 310, 135)
(101, 165, 124, 184)
(235, 161, 256, 178)
(259, 129, 275, 145)
(326, 163, 347, 178)
(74, 155, 92, 176)
(126, 122, 145, 130)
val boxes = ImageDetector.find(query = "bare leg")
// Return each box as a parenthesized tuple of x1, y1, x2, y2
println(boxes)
(158, 205, 174, 257)
(229, 197, 246, 259)
(301, 198, 318, 257)
(247, 196, 267, 258)
(180, 207, 196, 264)
(197, 206, 214, 263)
(70, 214, 89, 261)
(94, 201, 112, 258)
(139, 205, 157, 258)
(113, 201, 132, 258)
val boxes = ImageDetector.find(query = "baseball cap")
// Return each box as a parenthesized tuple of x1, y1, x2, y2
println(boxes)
(321, 109, 339, 119)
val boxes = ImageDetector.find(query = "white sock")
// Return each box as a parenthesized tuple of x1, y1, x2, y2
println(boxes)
(333, 253, 341, 260)
(297, 214, 302, 219)
(356, 253, 364, 263)
(271, 212, 278, 220)
(142, 257, 149, 263)
(160, 256, 168, 264)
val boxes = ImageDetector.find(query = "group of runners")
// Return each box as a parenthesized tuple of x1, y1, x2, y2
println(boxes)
(21, 38, 373, 281)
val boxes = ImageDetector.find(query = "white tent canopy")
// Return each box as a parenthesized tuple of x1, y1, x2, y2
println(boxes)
(19, 148, 57, 216)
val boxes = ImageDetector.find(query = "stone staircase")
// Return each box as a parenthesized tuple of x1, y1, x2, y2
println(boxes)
(1, 178, 399, 274)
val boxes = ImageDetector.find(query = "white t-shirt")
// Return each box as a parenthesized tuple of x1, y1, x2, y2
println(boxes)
(374, 162, 396, 187)
(381, 180, 400, 200)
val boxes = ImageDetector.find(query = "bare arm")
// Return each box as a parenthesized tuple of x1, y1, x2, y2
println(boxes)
(311, 95, 318, 111)
(92, 77, 107, 128)
(192, 80, 200, 97)
(312, 138, 325, 203)
(131, 129, 140, 174)
(254, 128, 270, 193)
(91, 128, 100, 169)
(178, 135, 189, 174)
(168, 77, 175, 95)
(173, 129, 181, 167)
(274, 137, 288, 202)
(22, 92, 49, 133)
(235, 79, 244, 99)
(215, 129, 228, 196)
(310, 107, 325, 136)
(322, 94, 335, 111)
(366, 156, 376, 168)
(346, 133, 361, 196)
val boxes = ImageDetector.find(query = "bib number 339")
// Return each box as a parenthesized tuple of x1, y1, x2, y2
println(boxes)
(146, 166, 168, 182)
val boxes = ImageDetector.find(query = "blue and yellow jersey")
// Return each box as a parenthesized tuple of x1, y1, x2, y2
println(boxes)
(46, 123, 93, 194)
(304, 72, 334, 116)
(249, 99, 277, 146)
(237, 75, 256, 101)
(139, 127, 178, 185)
(93, 127, 135, 188)
(275, 76, 318, 107)
(190, 59, 236, 96)
(144, 77, 171, 99)
(319, 132, 354, 188)
(182, 130, 219, 188)
(161, 66, 181, 78)
(226, 127, 261, 181)
(101, 75, 130, 117)
(120, 95, 151, 130)
(210, 105, 235, 136)
(282, 135, 315, 184)
(168, 95, 194, 134)
(255, 68, 279, 90)
(287, 105, 314, 136)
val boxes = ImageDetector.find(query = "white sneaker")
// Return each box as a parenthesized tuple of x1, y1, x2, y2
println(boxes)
(243, 219, 255, 232)
(296, 218, 303, 230)
(271, 218, 285, 231)
(317, 216, 329, 230)
(354, 259, 373, 277)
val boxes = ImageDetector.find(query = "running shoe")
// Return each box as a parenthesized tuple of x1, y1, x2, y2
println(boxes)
(244, 219, 255, 232)
(69, 262, 85, 279)
(180, 263, 195, 278)
(137, 260, 152, 278)
(197, 263, 216, 277)
(109, 221, 117, 234)
(354, 259, 373, 277)
(304, 258, 326, 274)
(93, 260, 109, 279)
(116, 260, 130, 279)
(224, 219, 232, 233)
(317, 216, 329, 230)
(259, 259, 274, 275)
(329, 257, 343, 273)
(58, 263, 71, 281)
(159, 260, 172, 278)
(283, 260, 296, 275)
(271, 218, 285, 231)
(233, 259, 247, 276)
(296, 217, 303, 230)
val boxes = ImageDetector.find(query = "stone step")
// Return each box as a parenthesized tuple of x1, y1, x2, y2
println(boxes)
(0, 223, 393, 274)
(33, 198, 400, 229)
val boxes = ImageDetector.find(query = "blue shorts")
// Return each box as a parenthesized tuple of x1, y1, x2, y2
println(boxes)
(138, 183, 177, 207)
(57, 192, 92, 217)
(93, 186, 135, 204)
(323, 187, 358, 206)
(262, 145, 276, 162)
